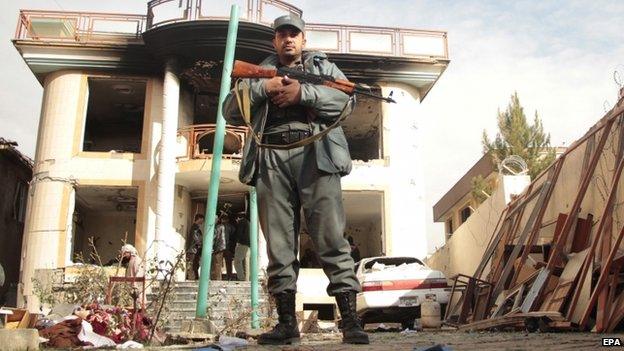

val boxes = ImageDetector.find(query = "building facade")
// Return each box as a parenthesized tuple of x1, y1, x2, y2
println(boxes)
(13, 0, 448, 310)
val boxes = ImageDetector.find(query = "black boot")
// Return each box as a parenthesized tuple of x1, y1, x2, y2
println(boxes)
(257, 291, 300, 345)
(335, 291, 369, 344)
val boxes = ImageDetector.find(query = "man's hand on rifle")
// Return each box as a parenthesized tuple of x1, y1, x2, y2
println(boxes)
(272, 76, 301, 108)
(264, 76, 283, 97)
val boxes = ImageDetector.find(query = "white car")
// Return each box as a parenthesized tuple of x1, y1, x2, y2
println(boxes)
(354, 256, 451, 329)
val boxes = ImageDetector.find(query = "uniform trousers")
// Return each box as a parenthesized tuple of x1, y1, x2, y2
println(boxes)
(255, 143, 360, 296)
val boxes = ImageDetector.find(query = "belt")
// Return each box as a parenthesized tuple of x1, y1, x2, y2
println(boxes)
(262, 130, 311, 145)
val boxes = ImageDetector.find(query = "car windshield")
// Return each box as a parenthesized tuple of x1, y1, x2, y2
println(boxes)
(363, 257, 425, 271)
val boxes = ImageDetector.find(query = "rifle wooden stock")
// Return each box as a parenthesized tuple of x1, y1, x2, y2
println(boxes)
(322, 80, 355, 95)
(232, 60, 355, 93)
(231, 60, 277, 79)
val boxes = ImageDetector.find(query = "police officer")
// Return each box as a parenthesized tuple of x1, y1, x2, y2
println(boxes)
(223, 14, 368, 345)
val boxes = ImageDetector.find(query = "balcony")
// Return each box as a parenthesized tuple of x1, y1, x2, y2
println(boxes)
(15, 0, 448, 60)
(14, 9, 146, 44)
(176, 124, 248, 160)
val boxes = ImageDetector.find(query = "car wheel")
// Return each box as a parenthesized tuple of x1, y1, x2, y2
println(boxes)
(401, 319, 415, 330)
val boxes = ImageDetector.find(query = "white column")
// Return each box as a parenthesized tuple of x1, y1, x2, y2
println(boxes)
(381, 83, 428, 259)
(19, 72, 83, 310)
(154, 59, 180, 265)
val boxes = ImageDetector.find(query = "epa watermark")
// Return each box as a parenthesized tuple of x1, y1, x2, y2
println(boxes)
(603, 338, 623, 347)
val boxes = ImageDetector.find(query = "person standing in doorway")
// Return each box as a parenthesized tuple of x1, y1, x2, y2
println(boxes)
(348, 236, 361, 263)
(186, 214, 204, 280)
(233, 212, 250, 281)
(211, 216, 227, 280)
(222, 215, 237, 280)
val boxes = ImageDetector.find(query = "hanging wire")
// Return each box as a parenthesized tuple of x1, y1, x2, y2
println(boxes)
(614, 64, 624, 89)
(51, 0, 65, 10)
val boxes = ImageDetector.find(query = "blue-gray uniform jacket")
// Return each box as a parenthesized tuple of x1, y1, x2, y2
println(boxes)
(222, 51, 354, 185)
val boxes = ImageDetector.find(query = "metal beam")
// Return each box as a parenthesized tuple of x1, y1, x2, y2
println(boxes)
(195, 5, 239, 319)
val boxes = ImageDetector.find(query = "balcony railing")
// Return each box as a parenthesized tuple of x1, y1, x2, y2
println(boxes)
(147, 0, 302, 28)
(177, 124, 248, 160)
(305, 23, 448, 59)
(14, 9, 145, 44)
(15, 1, 448, 60)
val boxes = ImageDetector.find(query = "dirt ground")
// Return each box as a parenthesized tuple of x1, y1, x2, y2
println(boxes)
(241, 330, 624, 351)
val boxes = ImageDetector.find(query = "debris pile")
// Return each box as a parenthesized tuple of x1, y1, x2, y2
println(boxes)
(36, 304, 155, 348)
(445, 98, 624, 332)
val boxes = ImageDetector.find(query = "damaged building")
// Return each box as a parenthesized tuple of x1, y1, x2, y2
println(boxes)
(12, 0, 448, 312)
(0, 138, 33, 306)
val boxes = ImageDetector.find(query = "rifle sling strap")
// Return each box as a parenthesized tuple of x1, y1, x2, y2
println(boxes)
(233, 79, 350, 150)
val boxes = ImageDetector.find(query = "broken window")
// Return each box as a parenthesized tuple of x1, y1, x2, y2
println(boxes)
(342, 92, 383, 161)
(13, 181, 28, 223)
(71, 186, 138, 265)
(445, 218, 454, 236)
(460, 206, 472, 224)
(82, 78, 146, 153)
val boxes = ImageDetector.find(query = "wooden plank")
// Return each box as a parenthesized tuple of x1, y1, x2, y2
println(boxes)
(551, 213, 569, 253)
(521, 268, 550, 312)
(596, 216, 613, 332)
(458, 315, 524, 331)
(579, 224, 624, 329)
(510, 160, 566, 287)
(571, 214, 593, 253)
(606, 291, 624, 332)
(512, 284, 525, 310)
(458, 311, 566, 332)
(489, 213, 523, 284)
(473, 285, 492, 321)
(541, 249, 589, 312)
(603, 263, 620, 332)
(491, 180, 554, 300)
(458, 277, 475, 324)
(566, 153, 624, 320)
(527, 118, 616, 313)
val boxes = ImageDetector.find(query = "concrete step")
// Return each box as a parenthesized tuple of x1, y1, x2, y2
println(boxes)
(153, 281, 251, 289)
(149, 280, 271, 333)
(168, 299, 268, 309)
(151, 287, 255, 295)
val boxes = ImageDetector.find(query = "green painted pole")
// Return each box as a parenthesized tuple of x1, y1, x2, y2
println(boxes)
(195, 4, 239, 319)
(249, 187, 259, 328)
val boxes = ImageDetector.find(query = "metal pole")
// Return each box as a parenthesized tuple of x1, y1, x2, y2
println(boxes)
(195, 4, 239, 319)
(249, 187, 259, 328)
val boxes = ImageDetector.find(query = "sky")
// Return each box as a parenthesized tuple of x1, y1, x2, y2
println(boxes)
(1, 1, 624, 254)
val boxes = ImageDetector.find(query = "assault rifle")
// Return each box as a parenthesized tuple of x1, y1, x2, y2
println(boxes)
(231, 60, 396, 103)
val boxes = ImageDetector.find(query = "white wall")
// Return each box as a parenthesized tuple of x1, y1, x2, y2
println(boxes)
(380, 83, 428, 259)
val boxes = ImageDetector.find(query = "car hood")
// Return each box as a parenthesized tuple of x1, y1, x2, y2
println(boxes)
(358, 262, 446, 282)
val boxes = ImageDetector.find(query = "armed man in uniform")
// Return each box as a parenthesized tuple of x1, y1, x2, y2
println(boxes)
(223, 14, 369, 345)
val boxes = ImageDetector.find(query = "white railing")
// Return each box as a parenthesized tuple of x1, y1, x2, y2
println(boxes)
(305, 23, 448, 59)
(15, 10, 145, 44)
(15, 1, 448, 60)
(146, 0, 302, 28)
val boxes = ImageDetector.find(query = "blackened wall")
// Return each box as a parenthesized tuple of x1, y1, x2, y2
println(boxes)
(0, 148, 32, 306)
